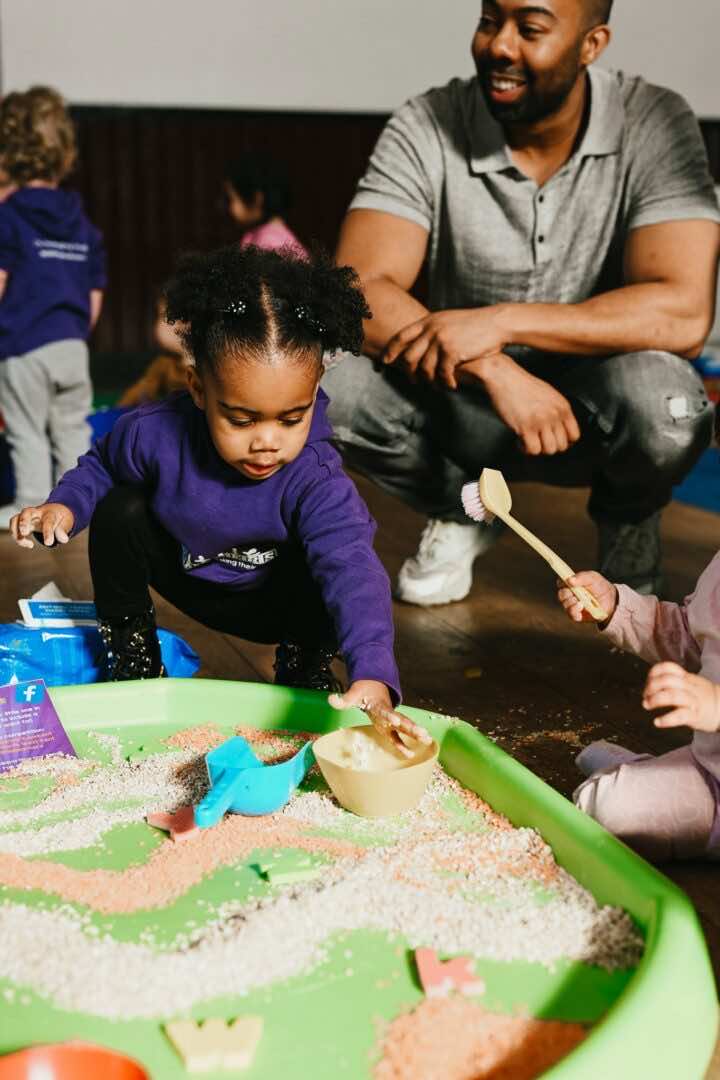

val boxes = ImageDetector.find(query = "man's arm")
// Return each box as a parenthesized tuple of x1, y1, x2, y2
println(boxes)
(496, 218, 720, 361)
(385, 217, 720, 386)
(335, 208, 429, 358)
(337, 208, 580, 455)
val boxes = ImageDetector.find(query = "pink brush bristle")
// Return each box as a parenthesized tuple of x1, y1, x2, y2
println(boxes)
(461, 481, 495, 524)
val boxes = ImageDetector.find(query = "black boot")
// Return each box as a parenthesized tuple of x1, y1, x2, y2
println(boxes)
(97, 607, 165, 681)
(273, 642, 343, 693)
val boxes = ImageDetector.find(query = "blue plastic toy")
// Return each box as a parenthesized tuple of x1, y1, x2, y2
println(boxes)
(194, 735, 315, 827)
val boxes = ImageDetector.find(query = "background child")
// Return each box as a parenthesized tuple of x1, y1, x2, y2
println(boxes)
(558, 561, 720, 862)
(118, 300, 190, 406)
(10, 244, 428, 752)
(0, 86, 106, 528)
(225, 152, 307, 257)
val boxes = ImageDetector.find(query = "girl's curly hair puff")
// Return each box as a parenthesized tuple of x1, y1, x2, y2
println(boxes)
(0, 86, 77, 184)
(163, 244, 371, 376)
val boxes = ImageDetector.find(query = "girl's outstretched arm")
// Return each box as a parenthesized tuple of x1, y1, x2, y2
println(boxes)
(286, 462, 401, 704)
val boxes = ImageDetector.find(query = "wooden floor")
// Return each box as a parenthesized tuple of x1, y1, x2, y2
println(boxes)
(2, 477, 720, 1071)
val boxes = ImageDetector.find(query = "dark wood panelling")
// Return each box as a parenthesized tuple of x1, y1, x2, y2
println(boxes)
(69, 106, 720, 358)
(71, 106, 386, 354)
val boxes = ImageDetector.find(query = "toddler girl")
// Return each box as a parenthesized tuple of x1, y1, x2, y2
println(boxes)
(558, 552, 720, 862)
(0, 86, 106, 527)
(224, 153, 306, 257)
(11, 245, 427, 750)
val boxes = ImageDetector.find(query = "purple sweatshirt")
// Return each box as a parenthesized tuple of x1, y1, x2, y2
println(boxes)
(0, 188, 106, 360)
(49, 390, 401, 701)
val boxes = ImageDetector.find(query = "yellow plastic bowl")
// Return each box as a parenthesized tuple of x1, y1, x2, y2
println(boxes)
(313, 724, 439, 818)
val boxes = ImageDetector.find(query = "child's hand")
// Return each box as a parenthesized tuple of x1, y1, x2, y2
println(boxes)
(642, 662, 720, 733)
(557, 572, 617, 623)
(329, 680, 433, 759)
(10, 503, 74, 549)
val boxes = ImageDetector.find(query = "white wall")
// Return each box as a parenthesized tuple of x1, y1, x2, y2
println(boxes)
(1, 0, 717, 116)
(600, 0, 720, 118)
(0, 0, 479, 112)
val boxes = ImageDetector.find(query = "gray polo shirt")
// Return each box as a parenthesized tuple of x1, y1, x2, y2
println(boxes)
(350, 67, 720, 311)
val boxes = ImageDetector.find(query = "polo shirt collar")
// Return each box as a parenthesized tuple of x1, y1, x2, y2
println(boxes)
(467, 64, 624, 175)
(578, 66, 625, 156)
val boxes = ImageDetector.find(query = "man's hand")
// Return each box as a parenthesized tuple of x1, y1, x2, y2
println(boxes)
(383, 308, 509, 389)
(461, 352, 580, 456)
(329, 680, 433, 759)
(643, 662, 720, 733)
(558, 572, 618, 623)
(11, 503, 74, 549)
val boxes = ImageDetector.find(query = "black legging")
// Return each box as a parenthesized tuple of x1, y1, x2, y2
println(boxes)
(88, 486, 336, 648)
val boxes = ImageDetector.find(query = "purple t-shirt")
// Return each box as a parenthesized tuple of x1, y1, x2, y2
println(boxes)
(0, 188, 106, 360)
(49, 390, 401, 700)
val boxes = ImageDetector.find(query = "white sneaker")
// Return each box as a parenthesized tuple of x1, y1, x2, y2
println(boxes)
(0, 503, 24, 531)
(396, 519, 499, 606)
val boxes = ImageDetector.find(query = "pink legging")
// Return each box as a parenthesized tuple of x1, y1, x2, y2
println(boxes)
(574, 746, 718, 862)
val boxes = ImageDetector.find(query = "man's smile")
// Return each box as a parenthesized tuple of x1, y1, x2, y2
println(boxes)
(486, 69, 528, 105)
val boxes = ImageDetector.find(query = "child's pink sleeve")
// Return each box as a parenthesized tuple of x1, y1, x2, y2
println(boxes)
(602, 584, 702, 671)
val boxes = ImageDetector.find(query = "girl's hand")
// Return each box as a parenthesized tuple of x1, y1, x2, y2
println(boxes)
(329, 680, 433, 759)
(557, 572, 617, 623)
(10, 503, 74, 549)
(643, 662, 720, 733)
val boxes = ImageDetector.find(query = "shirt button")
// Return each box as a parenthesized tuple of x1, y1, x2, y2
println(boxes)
(538, 194, 545, 203)
(538, 235, 545, 243)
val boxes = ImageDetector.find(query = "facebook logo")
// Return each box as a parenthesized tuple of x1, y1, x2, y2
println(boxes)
(15, 681, 45, 705)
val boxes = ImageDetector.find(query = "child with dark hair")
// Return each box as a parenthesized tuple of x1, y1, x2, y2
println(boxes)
(0, 85, 106, 528)
(225, 153, 307, 257)
(10, 245, 427, 750)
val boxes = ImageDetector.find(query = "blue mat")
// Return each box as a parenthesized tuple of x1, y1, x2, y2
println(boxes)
(674, 448, 720, 513)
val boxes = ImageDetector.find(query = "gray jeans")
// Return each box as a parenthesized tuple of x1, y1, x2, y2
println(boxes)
(0, 339, 92, 505)
(322, 349, 713, 525)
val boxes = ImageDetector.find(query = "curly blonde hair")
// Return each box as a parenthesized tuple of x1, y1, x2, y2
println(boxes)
(0, 86, 77, 184)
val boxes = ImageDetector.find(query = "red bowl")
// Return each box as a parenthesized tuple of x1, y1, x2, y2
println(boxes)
(0, 1043, 149, 1079)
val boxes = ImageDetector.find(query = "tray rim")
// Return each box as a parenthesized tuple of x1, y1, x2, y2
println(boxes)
(2, 676, 717, 1079)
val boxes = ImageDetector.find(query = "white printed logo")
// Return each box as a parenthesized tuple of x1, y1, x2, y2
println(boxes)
(182, 545, 279, 572)
(34, 239, 89, 263)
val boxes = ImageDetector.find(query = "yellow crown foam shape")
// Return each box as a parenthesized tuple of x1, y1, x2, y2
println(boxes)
(164, 1016, 263, 1073)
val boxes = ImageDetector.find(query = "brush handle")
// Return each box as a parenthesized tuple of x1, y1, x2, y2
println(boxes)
(499, 512, 608, 621)
(567, 583, 609, 623)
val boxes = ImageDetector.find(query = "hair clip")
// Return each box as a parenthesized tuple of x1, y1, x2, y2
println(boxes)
(222, 299, 247, 316)
(295, 305, 326, 335)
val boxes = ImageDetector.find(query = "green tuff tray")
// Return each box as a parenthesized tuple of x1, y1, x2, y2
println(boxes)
(0, 678, 717, 1079)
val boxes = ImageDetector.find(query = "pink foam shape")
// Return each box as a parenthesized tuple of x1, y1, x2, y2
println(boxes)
(146, 805, 199, 842)
(415, 948, 485, 999)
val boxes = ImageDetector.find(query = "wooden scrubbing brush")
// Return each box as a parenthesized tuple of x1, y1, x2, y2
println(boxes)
(461, 468, 608, 622)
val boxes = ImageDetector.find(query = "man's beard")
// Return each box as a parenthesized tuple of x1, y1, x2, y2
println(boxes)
(477, 46, 583, 125)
